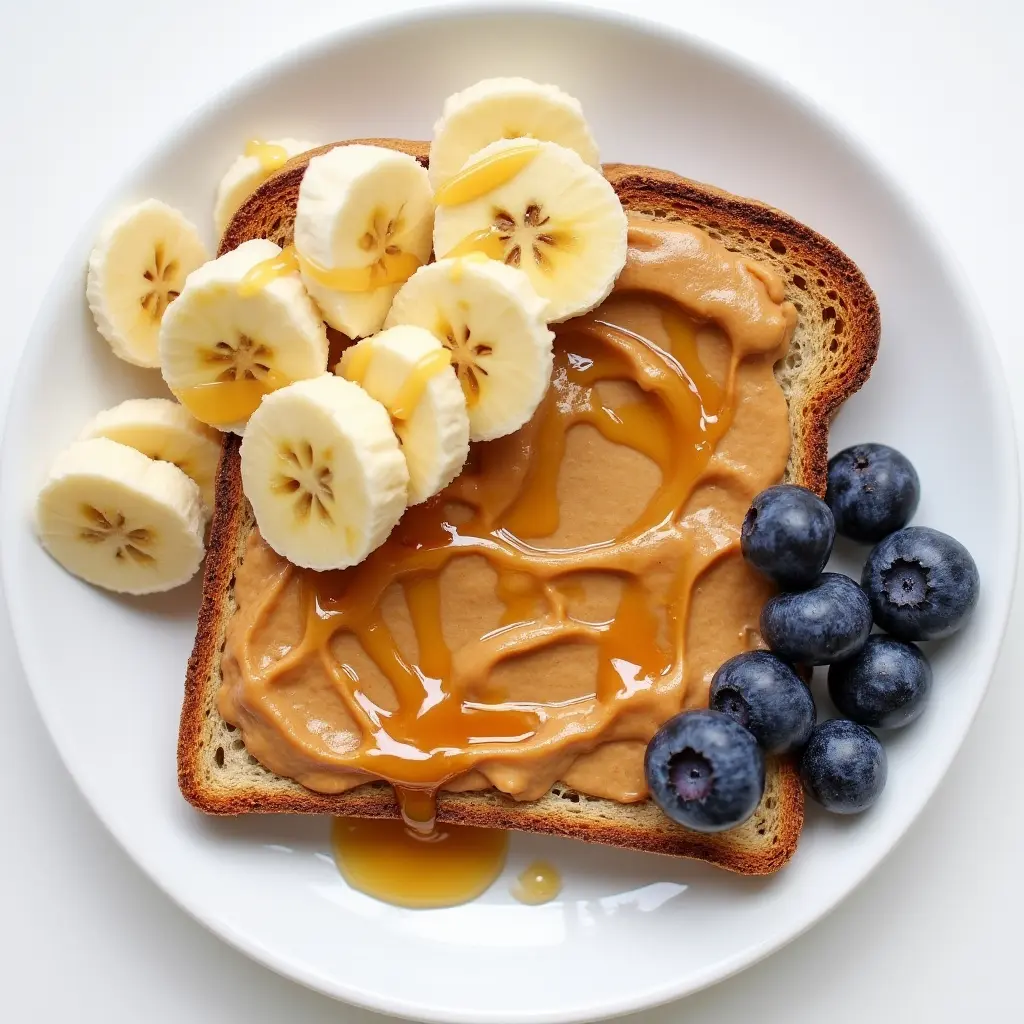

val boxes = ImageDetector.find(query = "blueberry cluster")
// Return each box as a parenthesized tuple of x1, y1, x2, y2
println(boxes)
(644, 443, 980, 832)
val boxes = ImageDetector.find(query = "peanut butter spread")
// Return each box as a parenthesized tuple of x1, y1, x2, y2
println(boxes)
(219, 216, 796, 809)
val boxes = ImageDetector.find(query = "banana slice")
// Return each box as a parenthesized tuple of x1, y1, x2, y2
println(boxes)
(384, 257, 554, 442)
(337, 326, 470, 505)
(159, 239, 328, 434)
(240, 375, 409, 570)
(294, 144, 434, 339)
(79, 397, 222, 511)
(214, 137, 317, 237)
(35, 437, 205, 595)
(429, 77, 600, 189)
(87, 200, 209, 368)
(432, 139, 627, 323)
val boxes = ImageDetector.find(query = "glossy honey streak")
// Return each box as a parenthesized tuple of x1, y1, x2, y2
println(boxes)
(175, 371, 290, 427)
(300, 248, 421, 292)
(442, 226, 508, 262)
(341, 345, 454, 424)
(222, 219, 797, 825)
(389, 349, 453, 420)
(177, 237, 296, 425)
(237, 245, 299, 297)
(239, 244, 422, 297)
(441, 223, 574, 267)
(338, 335, 374, 383)
(433, 141, 541, 207)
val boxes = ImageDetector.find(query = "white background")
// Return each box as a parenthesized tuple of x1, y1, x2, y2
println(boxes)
(2, 0, 1021, 1019)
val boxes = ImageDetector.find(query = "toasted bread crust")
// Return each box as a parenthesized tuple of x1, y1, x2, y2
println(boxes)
(179, 139, 881, 876)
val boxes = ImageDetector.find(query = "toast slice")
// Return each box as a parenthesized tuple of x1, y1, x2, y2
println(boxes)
(178, 139, 880, 876)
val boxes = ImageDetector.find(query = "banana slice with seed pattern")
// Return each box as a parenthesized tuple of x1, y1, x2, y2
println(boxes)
(79, 397, 222, 511)
(159, 239, 328, 434)
(429, 77, 600, 189)
(294, 144, 434, 340)
(35, 437, 205, 594)
(338, 325, 470, 505)
(384, 257, 554, 442)
(214, 138, 317, 237)
(240, 375, 409, 570)
(87, 200, 209, 368)
(433, 139, 628, 324)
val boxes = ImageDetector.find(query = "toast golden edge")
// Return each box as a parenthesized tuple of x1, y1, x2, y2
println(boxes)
(177, 139, 881, 876)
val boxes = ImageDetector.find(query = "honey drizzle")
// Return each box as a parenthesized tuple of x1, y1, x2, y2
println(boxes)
(174, 370, 290, 427)
(238, 245, 299, 297)
(441, 226, 507, 261)
(236, 305, 737, 793)
(340, 343, 452, 423)
(225, 219, 798, 819)
(389, 349, 453, 421)
(339, 340, 375, 386)
(396, 786, 439, 833)
(434, 141, 541, 206)
(239, 244, 422, 297)
(300, 248, 421, 293)
(244, 138, 289, 172)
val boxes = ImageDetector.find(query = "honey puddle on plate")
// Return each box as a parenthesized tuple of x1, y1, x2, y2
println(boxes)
(331, 818, 564, 908)
(331, 816, 508, 909)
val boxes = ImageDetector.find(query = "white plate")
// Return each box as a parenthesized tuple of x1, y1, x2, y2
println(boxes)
(1, 6, 1018, 1023)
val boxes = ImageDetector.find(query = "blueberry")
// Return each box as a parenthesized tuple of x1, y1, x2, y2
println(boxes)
(645, 709, 765, 832)
(828, 635, 932, 729)
(760, 572, 872, 665)
(799, 719, 887, 813)
(709, 651, 816, 754)
(741, 484, 835, 590)
(826, 443, 920, 543)
(862, 526, 980, 641)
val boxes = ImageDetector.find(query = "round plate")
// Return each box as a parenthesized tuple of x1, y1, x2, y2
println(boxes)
(2, 7, 1018, 1022)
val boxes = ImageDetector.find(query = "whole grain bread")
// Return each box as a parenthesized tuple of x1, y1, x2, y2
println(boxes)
(178, 139, 880, 876)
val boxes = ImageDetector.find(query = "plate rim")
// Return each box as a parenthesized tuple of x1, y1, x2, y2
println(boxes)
(2, 3, 1020, 1021)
